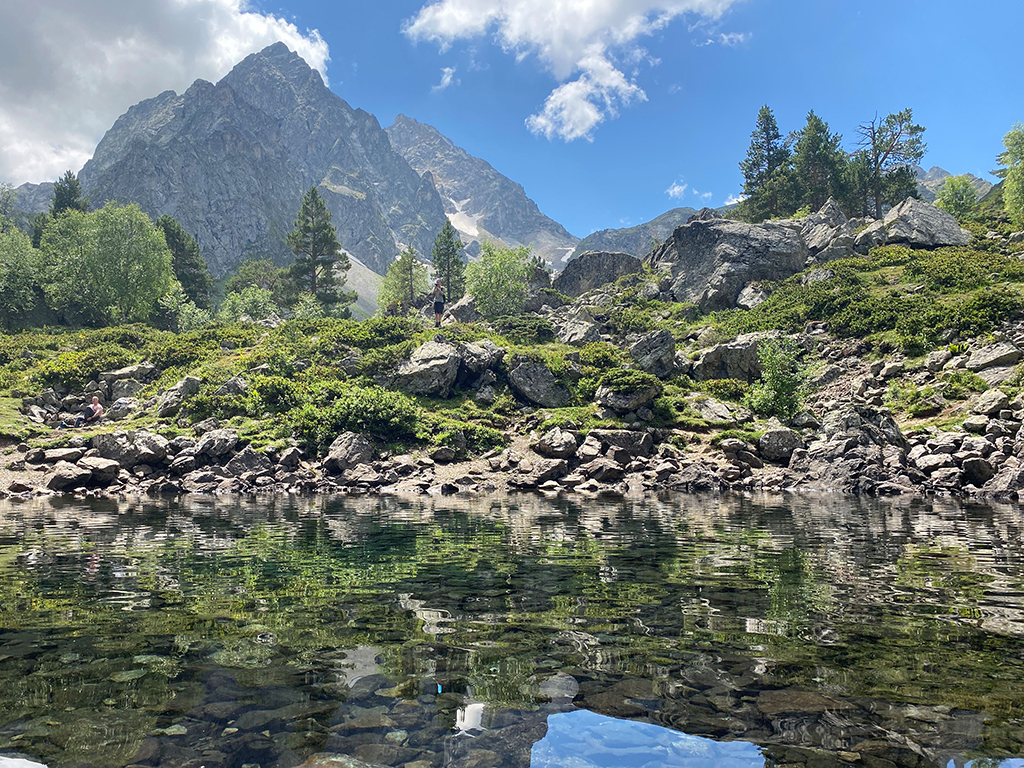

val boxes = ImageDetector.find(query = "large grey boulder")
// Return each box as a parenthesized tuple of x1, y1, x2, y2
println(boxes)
(628, 329, 676, 379)
(458, 339, 505, 374)
(800, 197, 848, 255)
(690, 332, 772, 382)
(99, 362, 158, 384)
(553, 251, 642, 298)
(589, 429, 655, 458)
(881, 198, 971, 248)
(759, 425, 805, 463)
(110, 379, 145, 401)
(645, 219, 807, 312)
(508, 361, 571, 408)
(158, 376, 202, 417)
(532, 427, 579, 459)
(215, 376, 249, 397)
(967, 342, 1021, 372)
(225, 446, 274, 477)
(445, 295, 480, 324)
(395, 340, 461, 397)
(595, 381, 660, 414)
(46, 461, 93, 491)
(556, 310, 602, 346)
(196, 428, 239, 459)
(77, 456, 121, 485)
(134, 431, 170, 465)
(323, 432, 375, 473)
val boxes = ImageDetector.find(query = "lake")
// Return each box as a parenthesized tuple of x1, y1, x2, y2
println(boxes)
(0, 492, 1022, 768)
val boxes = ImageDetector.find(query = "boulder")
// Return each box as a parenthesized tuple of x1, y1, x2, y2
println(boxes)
(157, 376, 202, 417)
(628, 329, 676, 379)
(595, 382, 660, 414)
(92, 431, 142, 469)
(589, 429, 655, 458)
(800, 197, 849, 255)
(215, 376, 249, 397)
(532, 427, 579, 459)
(736, 284, 770, 310)
(110, 379, 144, 400)
(967, 342, 1021, 372)
(645, 219, 807, 312)
(196, 429, 239, 459)
(881, 197, 971, 248)
(134, 431, 169, 464)
(556, 311, 602, 346)
(99, 362, 158, 384)
(458, 339, 505, 374)
(323, 432, 375, 474)
(552, 251, 642, 298)
(106, 397, 139, 421)
(690, 333, 772, 382)
(972, 388, 1010, 416)
(225, 446, 274, 477)
(446, 295, 480, 324)
(512, 458, 569, 487)
(759, 426, 805, 463)
(45, 461, 92, 491)
(692, 397, 753, 425)
(508, 361, 571, 408)
(961, 457, 996, 486)
(77, 456, 120, 485)
(278, 447, 303, 470)
(395, 340, 461, 397)
(44, 447, 85, 464)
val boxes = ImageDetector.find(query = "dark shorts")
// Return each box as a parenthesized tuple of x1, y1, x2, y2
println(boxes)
(434, 302, 444, 314)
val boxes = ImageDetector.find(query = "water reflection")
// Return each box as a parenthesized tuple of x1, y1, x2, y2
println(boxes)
(0, 493, 1021, 767)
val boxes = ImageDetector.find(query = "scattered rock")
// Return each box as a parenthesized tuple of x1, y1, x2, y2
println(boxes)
(508, 361, 571, 408)
(552, 250, 642, 297)
(628, 329, 676, 379)
(324, 432, 375, 474)
(395, 340, 461, 397)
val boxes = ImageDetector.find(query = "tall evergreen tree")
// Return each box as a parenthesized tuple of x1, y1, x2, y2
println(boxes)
(157, 215, 214, 309)
(285, 186, 351, 311)
(431, 219, 466, 301)
(50, 170, 89, 217)
(856, 109, 926, 218)
(793, 111, 847, 211)
(839, 150, 874, 218)
(377, 245, 428, 313)
(996, 123, 1024, 226)
(738, 105, 797, 221)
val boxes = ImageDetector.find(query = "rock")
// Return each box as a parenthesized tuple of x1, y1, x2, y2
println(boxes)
(800, 197, 849, 255)
(508, 361, 571, 408)
(881, 197, 971, 248)
(395, 340, 461, 397)
(215, 376, 249, 396)
(962, 457, 996, 486)
(916, 453, 955, 474)
(7, 481, 34, 494)
(690, 332, 772, 382)
(912, 394, 947, 417)
(44, 447, 85, 464)
(278, 446, 303, 469)
(556, 311, 602, 345)
(984, 467, 1024, 498)
(736, 283, 770, 309)
(532, 427, 579, 459)
(134, 431, 169, 464)
(513, 458, 569, 486)
(552, 250, 642, 297)
(46, 461, 92, 491)
(926, 349, 952, 372)
(967, 342, 1021, 372)
(972, 389, 1010, 416)
(99, 362, 158, 384)
(323, 432, 375, 474)
(458, 339, 505, 373)
(645, 218, 807, 312)
(578, 458, 626, 482)
(169, 454, 197, 476)
(758, 426, 804, 463)
(692, 397, 752, 425)
(628, 329, 676, 379)
(196, 429, 239, 459)
(595, 382, 660, 414)
(157, 376, 202, 417)
(77, 456, 121, 485)
(429, 446, 457, 463)
(589, 429, 655, 458)
(92, 432, 142, 469)
(110, 378, 144, 400)
(225, 446, 273, 477)
(446, 294, 481, 323)
(106, 397, 139, 421)
(962, 415, 990, 433)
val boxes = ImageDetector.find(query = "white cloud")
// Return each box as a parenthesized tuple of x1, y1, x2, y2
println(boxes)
(724, 193, 748, 206)
(694, 31, 750, 47)
(432, 66, 459, 91)
(0, 0, 330, 184)
(405, 0, 742, 141)
(692, 189, 713, 199)
(666, 181, 689, 199)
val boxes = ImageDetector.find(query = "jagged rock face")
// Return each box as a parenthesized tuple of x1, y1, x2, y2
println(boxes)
(646, 219, 807, 312)
(566, 206, 698, 263)
(880, 197, 971, 248)
(76, 43, 447, 277)
(385, 114, 578, 266)
(552, 250, 641, 298)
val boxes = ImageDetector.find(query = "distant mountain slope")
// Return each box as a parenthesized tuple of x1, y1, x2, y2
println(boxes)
(385, 115, 578, 266)
(72, 43, 447, 278)
(914, 166, 993, 203)
(12, 182, 54, 214)
(567, 206, 698, 262)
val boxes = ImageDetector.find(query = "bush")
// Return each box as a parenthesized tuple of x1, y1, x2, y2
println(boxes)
(597, 368, 662, 394)
(744, 338, 803, 418)
(34, 343, 137, 391)
(697, 378, 749, 402)
(289, 385, 419, 452)
(245, 375, 302, 414)
(490, 315, 555, 344)
(578, 342, 626, 370)
(940, 369, 988, 400)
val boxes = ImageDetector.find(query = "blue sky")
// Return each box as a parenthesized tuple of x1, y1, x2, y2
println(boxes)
(2, 0, 1022, 239)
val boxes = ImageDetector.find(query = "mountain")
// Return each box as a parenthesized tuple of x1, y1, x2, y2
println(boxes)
(914, 166, 993, 203)
(567, 206, 699, 262)
(66, 43, 447, 278)
(385, 115, 578, 266)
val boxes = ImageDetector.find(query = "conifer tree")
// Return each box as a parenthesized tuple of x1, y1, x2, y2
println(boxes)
(793, 110, 847, 211)
(431, 219, 466, 301)
(157, 215, 214, 309)
(286, 185, 351, 312)
(50, 170, 89, 217)
(738, 105, 797, 221)
(377, 245, 428, 313)
(996, 123, 1024, 226)
(856, 109, 926, 218)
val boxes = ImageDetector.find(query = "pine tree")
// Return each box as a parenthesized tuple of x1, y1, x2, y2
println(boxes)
(738, 105, 797, 221)
(50, 170, 89, 217)
(793, 110, 847, 211)
(377, 245, 428, 313)
(431, 219, 466, 301)
(157, 215, 214, 309)
(285, 186, 351, 311)
(996, 123, 1024, 226)
(856, 109, 926, 218)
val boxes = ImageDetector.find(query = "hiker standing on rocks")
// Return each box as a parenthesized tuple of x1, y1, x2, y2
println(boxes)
(430, 280, 446, 329)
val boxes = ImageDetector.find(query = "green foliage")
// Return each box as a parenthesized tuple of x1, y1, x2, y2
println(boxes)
(224, 259, 290, 306)
(38, 203, 174, 326)
(431, 219, 466, 302)
(856, 109, 926, 218)
(935, 176, 978, 223)
(219, 285, 279, 322)
(711, 429, 766, 447)
(940, 369, 988, 400)
(0, 226, 39, 326)
(745, 338, 804, 418)
(311, 315, 421, 354)
(159, 283, 213, 332)
(50, 170, 89, 217)
(698, 378, 750, 402)
(357, 340, 418, 377)
(793, 110, 847, 212)
(465, 242, 532, 318)
(35, 343, 136, 391)
(245, 375, 303, 415)
(286, 186, 352, 312)
(157, 215, 213, 309)
(289, 385, 419, 452)
(998, 123, 1024, 226)
(578, 342, 627, 370)
(291, 292, 326, 321)
(490, 315, 555, 344)
(377, 245, 429, 313)
(739, 105, 796, 221)
(597, 368, 662, 394)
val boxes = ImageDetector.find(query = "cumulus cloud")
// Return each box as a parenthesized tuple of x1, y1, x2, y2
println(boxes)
(694, 31, 750, 47)
(404, 0, 742, 141)
(0, 0, 329, 184)
(666, 181, 689, 199)
(432, 66, 459, 92)
(724, 193, 748, 206)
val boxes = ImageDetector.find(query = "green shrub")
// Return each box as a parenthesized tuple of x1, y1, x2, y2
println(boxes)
(34, 343, 137, 391)
(490, 315, 555, 344)
(744, 338, 804, 418)
(597, 368, 662, 394)
(940, 369, 988, 400)
(578, 342, 626, 370)
(358, 341, 418, 376)
(245, 375, 302, 414)
(289, 385, 419, 452)
(697, 378, 749, 402)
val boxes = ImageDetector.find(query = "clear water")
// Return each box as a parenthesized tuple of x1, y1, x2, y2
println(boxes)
(0, 492, 1023, 768)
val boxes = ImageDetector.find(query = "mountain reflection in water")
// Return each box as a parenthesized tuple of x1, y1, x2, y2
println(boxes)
(0, 492, 1022, 768)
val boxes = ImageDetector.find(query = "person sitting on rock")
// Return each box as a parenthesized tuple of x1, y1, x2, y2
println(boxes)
(74, 396, 104, 428)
